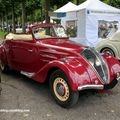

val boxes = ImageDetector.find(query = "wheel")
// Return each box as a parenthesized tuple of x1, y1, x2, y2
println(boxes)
(49, 69, 79, 108)
(101, 48, 115, 57)
(0, 59, 9, 73)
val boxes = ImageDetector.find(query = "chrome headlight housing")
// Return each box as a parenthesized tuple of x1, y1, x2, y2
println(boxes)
(81, 48, 109, 83)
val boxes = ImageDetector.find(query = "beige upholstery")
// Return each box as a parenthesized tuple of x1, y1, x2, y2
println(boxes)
(39, 31, 46, 38)
(6, 33, 32, 41)
(34, 31, 51, 39)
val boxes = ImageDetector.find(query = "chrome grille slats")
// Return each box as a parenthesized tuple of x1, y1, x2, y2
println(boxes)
(81, 48, 109, 83)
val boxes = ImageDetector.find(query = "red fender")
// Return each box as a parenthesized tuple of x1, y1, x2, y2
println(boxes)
(32, 58, 97, 92)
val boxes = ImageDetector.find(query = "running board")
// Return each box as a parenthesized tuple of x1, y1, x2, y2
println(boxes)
(21, 71, 35, 78)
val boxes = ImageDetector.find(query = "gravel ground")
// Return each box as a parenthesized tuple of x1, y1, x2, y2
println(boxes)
(0, 71, 120, 120)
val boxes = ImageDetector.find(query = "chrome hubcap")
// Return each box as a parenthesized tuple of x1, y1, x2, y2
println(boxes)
(56, 83, 65, 96)
(53, 77, 70, 102)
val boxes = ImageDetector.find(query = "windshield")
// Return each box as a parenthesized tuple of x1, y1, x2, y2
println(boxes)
(33, 25, 67, 39)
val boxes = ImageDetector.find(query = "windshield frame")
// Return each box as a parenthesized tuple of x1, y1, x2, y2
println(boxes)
(32, 24, 68, 40)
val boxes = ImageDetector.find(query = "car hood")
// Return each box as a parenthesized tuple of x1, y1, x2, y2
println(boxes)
(39, 38, 87, 54)
(99, 38, 120, 45)
(109, 39, 120, 42)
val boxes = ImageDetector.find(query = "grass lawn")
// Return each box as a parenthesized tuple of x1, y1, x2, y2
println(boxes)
(0, 31, 7, 39)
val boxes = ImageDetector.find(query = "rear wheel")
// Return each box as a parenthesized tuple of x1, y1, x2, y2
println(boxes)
(0, 60, 9, 73)
(101, 48, 115, 57)
(49, 69, 79, 108)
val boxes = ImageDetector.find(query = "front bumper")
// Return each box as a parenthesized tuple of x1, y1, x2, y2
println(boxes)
(78, 74, 120, 91)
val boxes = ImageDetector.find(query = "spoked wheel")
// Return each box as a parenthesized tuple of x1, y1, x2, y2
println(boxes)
(0, 60, 9, 73)
(49, 70, 79, 108)
(101, 48, 115, 57)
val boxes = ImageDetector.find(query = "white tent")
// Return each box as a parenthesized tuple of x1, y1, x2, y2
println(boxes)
(51, 2, 77, 21)
(54, 2, 77, 13)
(55, 0, 120, 47)
(74, 0, 120, 12)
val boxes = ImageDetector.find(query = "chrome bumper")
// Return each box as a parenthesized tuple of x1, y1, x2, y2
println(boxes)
(78, 84, 104, 91)
(78, 74, 120, 91)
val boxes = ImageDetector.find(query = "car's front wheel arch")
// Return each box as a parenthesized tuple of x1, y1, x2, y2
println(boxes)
(46, 65, 74, 88)
(100, 47, 115, 57)
(45, 67, 59, 83)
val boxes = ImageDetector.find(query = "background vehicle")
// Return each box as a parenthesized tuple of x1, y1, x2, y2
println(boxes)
(96, 30, 120, 60)
(0, 23, 120, 108)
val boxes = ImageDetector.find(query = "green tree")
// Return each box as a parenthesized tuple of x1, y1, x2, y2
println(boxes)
(11, 0, 16, 33)
(45, 0, 50, 23)
(26, 0, 43, 23)
(21, 0, 26, 33)
(0, 1, 5, 31)
(103, 0, 120, 8)
(0, 0, 17, 33)
(0, 0, 11, 32)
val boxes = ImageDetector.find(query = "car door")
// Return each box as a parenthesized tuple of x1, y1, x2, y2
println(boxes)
(6, 39, 40, 73)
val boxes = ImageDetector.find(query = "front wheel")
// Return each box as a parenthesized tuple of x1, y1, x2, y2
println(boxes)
(49, 69, 79, 108)
(101, 48, 115, 57)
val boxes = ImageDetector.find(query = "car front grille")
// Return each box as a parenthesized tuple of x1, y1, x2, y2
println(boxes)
(81, 48, 109, 83)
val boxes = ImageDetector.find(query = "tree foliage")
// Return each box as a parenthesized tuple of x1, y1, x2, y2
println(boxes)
(0, 0, 119, 33)
(102, 0, 120, 8)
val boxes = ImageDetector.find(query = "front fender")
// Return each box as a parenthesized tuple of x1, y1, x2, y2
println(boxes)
(32, 58, 92, 92)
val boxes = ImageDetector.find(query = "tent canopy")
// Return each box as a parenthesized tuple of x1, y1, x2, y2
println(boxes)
(72, 0, 120, 13)
(54, 2, 77, 13)
(52, 0, 120, 47)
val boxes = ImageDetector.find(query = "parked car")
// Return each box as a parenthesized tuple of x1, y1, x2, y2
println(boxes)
(0, 23, 120, 108)
(96, 30, 120, 60)
(16, 27, 29, 33)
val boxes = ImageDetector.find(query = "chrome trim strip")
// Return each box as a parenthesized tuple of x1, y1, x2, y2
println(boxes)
(78, 84, 104, 91)
(81, 48, 110, 83)
(94, 50, 110, 83)
(21, 71, 35, 78)
(40, 50, 68, 55)
(99, 55, 110, 83)
(40, 54, 57, 59)
(41, 60, 50, 62)
(81, 56, 105, 83)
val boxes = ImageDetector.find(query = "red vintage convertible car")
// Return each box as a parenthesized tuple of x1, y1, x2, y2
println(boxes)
(0, 23, 120, 108)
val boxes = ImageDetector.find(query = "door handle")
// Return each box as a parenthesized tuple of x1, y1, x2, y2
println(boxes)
(28, 49, 33, 52)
